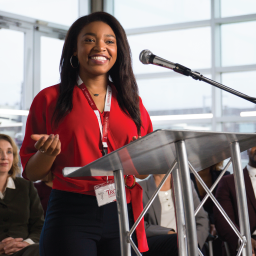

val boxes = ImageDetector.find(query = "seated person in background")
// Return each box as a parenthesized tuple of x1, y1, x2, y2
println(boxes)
(190, 162, 230, 255)
(34, 172, 54, 217)
(0, 134, 44, 256)
(214, 147, 256, 256)
(139, 173, 209, 256)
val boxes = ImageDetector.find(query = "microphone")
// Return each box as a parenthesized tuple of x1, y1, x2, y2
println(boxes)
(139, 49, 191, 76)
(139, 50, 256, 105)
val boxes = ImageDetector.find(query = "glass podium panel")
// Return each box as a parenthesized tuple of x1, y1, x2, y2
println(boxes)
(63, 129, 256, 177)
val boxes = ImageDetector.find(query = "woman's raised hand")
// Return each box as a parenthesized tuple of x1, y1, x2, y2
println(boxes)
(31, 134, 61, 157)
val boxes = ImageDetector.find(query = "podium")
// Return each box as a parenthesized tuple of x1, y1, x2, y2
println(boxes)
(63, 129, 256, 256)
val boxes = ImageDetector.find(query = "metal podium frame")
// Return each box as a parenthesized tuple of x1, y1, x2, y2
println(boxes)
(63, 130, 255, 256)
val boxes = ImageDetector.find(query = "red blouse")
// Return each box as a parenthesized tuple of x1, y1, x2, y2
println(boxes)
(20, 83, 153, 252)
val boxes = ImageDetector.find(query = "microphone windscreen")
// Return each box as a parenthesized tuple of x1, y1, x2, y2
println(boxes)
(139, 49, 152, 64)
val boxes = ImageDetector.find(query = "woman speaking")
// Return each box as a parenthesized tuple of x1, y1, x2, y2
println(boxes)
(20, 12, 152, 256)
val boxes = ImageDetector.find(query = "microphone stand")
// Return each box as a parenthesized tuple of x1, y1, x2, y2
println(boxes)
(172, 63, 256, 104)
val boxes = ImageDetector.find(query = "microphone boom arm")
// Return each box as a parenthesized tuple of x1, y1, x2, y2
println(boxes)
(187, 69, 256, 104)
(140, 50, 256, 104)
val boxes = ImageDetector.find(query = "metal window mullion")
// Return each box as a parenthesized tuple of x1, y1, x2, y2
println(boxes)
(125, 19, 211, 36)
(78, 0, 91, 16)
(22, 27, 34, 133)
(22, 27, 34, 109)
(216, 115, 256, 122)
(33, 30, 41, 97)
(103, 0, 114, 15)
(135, 69, 212, 80)
(124, 14, 256, 37)
(0, 10, 36, 26)
(216, 64, 256, 73)
(152, 119, 212, 127)
(0, 11, 69, 32)
(215, 13, 256, 25)
(211, 0, 222, 131)
(91, 0, 103, 12)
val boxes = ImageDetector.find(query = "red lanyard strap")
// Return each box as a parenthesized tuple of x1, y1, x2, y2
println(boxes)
(78, 77, 112, 156)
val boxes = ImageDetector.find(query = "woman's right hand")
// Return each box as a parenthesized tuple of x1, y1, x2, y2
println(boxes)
(31, 134, 61, 157)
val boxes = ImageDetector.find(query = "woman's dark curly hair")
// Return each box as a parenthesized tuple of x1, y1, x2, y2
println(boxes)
(52, 12, 141, 134)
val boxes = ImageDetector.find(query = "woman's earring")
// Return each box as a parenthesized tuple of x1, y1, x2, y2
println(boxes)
(70, 55, 79, 68)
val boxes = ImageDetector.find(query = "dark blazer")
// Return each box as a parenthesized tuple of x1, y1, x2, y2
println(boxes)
(214, 167, 256, 256)
(190, 169, 230, 224)
(0, 177, 44, 242)
(139, 175, 209, 249)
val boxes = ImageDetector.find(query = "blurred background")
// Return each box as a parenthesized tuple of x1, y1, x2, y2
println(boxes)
(0, 0, 256, 170)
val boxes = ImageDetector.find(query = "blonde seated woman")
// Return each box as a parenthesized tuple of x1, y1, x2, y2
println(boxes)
(0, 134, 44, 256)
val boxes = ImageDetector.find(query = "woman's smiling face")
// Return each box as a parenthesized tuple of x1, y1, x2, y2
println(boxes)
(74, 21, 117, 77)
(0, 139, 13, 175)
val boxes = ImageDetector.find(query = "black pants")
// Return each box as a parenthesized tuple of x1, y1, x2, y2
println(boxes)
(40, 189, 138, 256)
(144, 234, 178, 256)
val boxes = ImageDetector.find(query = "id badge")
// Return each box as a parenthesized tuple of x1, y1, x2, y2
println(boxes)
(94, 180, 116, 207)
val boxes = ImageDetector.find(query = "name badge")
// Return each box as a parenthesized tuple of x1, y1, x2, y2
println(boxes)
(94, 180, 116, 207)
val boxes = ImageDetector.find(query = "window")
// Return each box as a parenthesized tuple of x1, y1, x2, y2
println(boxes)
(222, 122, 256, 169)
(1, 0, 256, 137)
(221, 21, 256, 67)
(222, 71, 256, 116)
(114, 0, 256, 133)
(0, 0, 79, 26)
(114, 0, 210, 29)
(222, 122, 256, 133)
(138, 76, 212, 115)
(41, 36, 64, 90)
(153, 123, 212, 132)
(0, 2, 90, 140)
(128, 27, 211, 74)
(0, 29, 24, 141)
(221, 0, 256, 17)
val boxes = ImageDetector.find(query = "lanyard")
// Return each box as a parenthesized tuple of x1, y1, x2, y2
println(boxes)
(79, 81, 112, 156)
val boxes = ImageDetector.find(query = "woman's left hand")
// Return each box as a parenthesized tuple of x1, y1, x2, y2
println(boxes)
(2, 237, 29, 255)
(131, 136, 141, 142)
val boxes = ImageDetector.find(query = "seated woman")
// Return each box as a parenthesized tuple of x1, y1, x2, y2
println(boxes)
(0, 134, 44, 256)
(139, 174, 209, 256)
